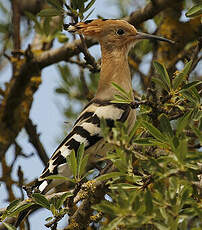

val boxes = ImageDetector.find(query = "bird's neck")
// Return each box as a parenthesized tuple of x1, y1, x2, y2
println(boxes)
(95, 46, 132, 101)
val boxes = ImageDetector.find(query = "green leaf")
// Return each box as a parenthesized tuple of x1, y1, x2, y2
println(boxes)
(113, 94, 129, 101)
(104, 217, 123, 230)
(173, 60, 192, 90)
(153, 61, 171, 91)
(110, 99, 131, 104)
(57, 33, 69, 43)
(45, 216, 53, 222)
(43, 175, 75, 183)
(47, 0, 63, 10)
(181, 91, 196, 104)
(96, 172, 125, 181)
(66, 150, 77, 178)
(109, 183, 140, 190)
(24, 12, 42, 32)
(0, 2, 9, 14)
(79, 154, 89, 178)
(43, 17, 50, 36)
(38, 8, 62, 17)
(84, 0, 96, 12)
(50, 204, 57, 216)
(6, 203, 34, 218)
(77, 143, 85, 178)
(56, 192, 73, 209)
(142, 121, 166, 142)
(176, 111, 192, 136)
(133, 138, 155, 146)
(179, 81, 201, 92)
(32, 193, 50, 210)
(144, 190, 153, 214)
(153, 222, 168, 230)
(111, 82, 132, 101)
(2, 222, 16, 230)
(191, 126, 202, 142)
(185, 4, 202, 17)
(159, 113, 173, 137)
(0, 23, 8, 33)
(175, 139, 187, 162)
(152, 77, 169, 91)
(6, 199, 21, 212)
(83, 169, 95, 179)
(128, 119, 141, 143)
(181, 185, 192, 204)
(83, 8, 95, 21)
(181, 60, 193, 76)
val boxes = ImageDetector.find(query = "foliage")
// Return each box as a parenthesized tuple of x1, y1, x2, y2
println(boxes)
(1, 60, 201, 229)
(93, 62, 202, 229)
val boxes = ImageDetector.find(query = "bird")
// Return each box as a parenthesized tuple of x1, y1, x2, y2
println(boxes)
(15, 19, 174, 227)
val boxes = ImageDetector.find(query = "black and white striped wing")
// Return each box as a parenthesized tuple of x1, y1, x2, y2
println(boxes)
(36, 99, 132, 193)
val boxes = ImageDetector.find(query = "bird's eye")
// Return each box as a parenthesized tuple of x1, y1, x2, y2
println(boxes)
(116, 29, 125, 35)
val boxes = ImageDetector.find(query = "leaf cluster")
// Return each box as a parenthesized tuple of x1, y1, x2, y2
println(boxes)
(92, 61, 202, 230)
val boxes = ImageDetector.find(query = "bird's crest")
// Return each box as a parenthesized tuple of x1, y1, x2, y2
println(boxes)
(64, 19, 117, 37)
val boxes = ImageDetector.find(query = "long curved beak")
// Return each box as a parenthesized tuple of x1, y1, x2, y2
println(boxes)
(136, 32, 175, 44)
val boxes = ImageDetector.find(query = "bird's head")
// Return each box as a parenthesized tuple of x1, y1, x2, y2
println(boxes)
(64, 19, 174, 52)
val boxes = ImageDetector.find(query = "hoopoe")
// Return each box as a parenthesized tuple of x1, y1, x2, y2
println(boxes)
(15, 19, 173, 227)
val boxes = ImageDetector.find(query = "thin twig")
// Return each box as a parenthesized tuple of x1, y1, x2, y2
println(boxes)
(79, 34, 100, 73)
(69, 59, 100, 72)
(25, 118, 49, 166)
(189, 39, 202, 74)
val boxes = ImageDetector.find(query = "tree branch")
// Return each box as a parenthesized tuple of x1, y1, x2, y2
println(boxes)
(128, 0, 183, 27)
(25, 118, 49, 166)
(11, 0, 21, 51)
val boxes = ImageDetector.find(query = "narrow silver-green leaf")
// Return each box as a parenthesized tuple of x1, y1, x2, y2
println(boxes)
(128, 119, 141, 142)
(83, 8, 95, 21)
(32, 193, 50, 210)
(133, 138, 154, 146)
(142, 121, 166, 141)
(43, 175, 75, 183)
(153, 61, 171, 91)
(159, 113, 173, 137)
(145, 190, 153, 214)
(66, 150, 77, 178)
(182, 60, 193, 76)
(185, 4, 202, 17)
(175, 139, 187, 162)
(2, 222, 16, 230)
(6, 199, 21, 212)
(179, 81, 201, 92)
(38, 8, 62, 17)
(109, 183, 140, 190)
(176, 111, 192, 136)
(103, 217, 123, 230)
(84, 0, 96, 12)
(173, 60, 192, 90)
(79, 154, 89, 178)
(97, 172, 125, 181)
(47, 0, 63, 10)
(56, 192, 73, 209)
(111, 82, 132, 100)
(152, 77, 169, 91)
(77, 143, 85, 177)
(7, 203, 34, 218)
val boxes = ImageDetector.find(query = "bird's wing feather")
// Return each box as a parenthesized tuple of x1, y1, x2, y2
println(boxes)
(36, 99, 131, 193)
